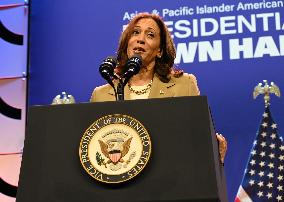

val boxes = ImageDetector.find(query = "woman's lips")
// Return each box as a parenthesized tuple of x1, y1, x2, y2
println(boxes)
(133, 47, 145, 54)
(134, 49, 144, 54)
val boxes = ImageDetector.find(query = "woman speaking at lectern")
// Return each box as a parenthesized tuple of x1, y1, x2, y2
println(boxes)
(90, 13, 227, 163)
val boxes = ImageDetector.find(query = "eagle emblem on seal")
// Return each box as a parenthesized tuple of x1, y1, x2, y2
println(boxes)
(98, 137, 133, 165)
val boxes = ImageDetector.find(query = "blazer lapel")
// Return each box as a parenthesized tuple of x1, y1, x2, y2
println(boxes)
(107, 86, 116, 101)
(149, 75, 176, 98)
(124, 84, 131, 100)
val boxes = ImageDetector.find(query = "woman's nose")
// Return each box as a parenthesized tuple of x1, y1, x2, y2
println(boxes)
(136, 34, 145, 44)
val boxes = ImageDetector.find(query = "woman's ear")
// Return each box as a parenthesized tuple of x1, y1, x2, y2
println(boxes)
(157, 49, 163, 58)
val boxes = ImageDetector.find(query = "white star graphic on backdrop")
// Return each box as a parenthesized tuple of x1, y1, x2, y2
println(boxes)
(271, 123, 277, 129)
(277, 185, 283, 191)
(280, 145, 284, 151)
(253, 140, 257, 145)
(278, 175, 283, 181)
(263, 113, 268, 117)
(279, 155, 284, 161)
(279, 165, 284, 171)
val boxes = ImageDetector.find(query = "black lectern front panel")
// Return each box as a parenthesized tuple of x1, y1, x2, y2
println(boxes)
(17, 96, 227, 202)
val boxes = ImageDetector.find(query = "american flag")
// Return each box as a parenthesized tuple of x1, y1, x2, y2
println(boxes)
(235, 106, 284, 202)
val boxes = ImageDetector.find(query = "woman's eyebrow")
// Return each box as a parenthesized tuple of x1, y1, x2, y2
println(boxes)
(144, 27, 157, 33)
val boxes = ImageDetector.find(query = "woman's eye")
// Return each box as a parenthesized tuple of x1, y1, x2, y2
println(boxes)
(132, 30, 140, 35)
(148, 33, 155, 38)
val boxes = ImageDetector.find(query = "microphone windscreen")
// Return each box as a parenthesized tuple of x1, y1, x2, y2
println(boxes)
(99, 56, 117, 77)
(127, 54, 142, 74)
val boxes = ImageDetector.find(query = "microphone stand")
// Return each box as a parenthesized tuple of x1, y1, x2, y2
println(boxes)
(116, 72, 135, 101)
(116, 77, 125, 101)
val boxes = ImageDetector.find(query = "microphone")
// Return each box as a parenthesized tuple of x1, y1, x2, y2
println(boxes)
(99, 56, 117, 87)
(122, 54, 142, 85)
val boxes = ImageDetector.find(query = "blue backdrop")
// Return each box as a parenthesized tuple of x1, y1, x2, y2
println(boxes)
(28, 0, 284, 201)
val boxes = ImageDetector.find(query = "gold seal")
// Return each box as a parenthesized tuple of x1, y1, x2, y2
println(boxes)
(79, 114, 151, 183)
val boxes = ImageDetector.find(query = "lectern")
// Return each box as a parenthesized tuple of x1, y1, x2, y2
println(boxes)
(17, 96, 228, 202)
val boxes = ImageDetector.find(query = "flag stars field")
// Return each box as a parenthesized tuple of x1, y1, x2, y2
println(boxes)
(267, 172, 274, 178)
(269, 143, 276, 149)
(257, 181, 264, 187)
(277, 175, 283, 181)
(258, 171, 265, 177)
(266, 182, 273, 188)
(261, 132, 267, 137)
(260, 142, 266, 147)
(259, 151, 266, 157)
(249, 180, 255, 185)
(268, 162, 274, 169)
(249, 169, 255, 176)
(235, 107, 284, 202)
(250, 159, 256, 166)
(271, 133, 277, 139)
(266, 192, 272, 199)
(276, 195, 282, 201)
(257, 191, 263, 197)
(272, 123, 277, 129)
(269, 153, 275, 159)
(259, 161, 265, 167)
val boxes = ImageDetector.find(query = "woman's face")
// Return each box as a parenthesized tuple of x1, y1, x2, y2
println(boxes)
(127, 18, 162, 69)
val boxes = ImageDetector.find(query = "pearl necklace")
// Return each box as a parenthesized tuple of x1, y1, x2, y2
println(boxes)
(128, 80, 153, 95)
